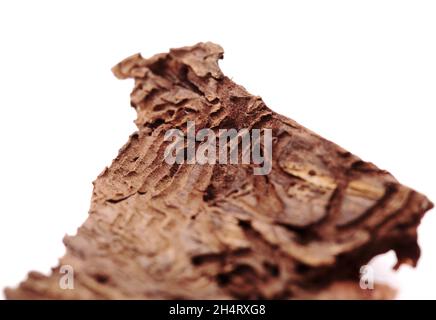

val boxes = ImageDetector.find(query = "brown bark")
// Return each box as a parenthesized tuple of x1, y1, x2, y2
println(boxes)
(6, 42, 433, 300)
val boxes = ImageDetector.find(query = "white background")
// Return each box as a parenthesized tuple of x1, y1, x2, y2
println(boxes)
(0, 1, 435, 299)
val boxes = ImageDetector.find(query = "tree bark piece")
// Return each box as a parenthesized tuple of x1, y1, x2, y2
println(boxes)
(6, 42, 433, 300)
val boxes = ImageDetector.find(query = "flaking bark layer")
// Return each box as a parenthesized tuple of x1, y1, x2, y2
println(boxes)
(6, 42, 433, 300)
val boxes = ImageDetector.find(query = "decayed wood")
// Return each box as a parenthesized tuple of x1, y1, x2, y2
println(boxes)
(6, 42, 433, 299)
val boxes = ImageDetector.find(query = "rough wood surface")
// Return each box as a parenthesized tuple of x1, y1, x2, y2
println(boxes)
(6, 42, 433, 300)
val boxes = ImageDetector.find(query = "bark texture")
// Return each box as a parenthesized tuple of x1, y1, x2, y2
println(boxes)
(6, 42, 433, 299)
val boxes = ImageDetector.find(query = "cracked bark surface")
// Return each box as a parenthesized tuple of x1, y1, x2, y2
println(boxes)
(6, 42, 433, 300)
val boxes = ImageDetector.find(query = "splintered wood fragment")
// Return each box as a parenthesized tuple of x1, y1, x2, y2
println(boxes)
(6, 42, 433, 300)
